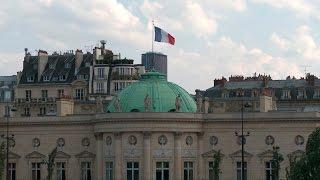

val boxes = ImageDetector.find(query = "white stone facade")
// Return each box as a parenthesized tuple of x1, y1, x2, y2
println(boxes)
(0, 112, 318, 180)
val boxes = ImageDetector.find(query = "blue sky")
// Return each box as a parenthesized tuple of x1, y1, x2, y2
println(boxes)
(1, 0, 320, 93)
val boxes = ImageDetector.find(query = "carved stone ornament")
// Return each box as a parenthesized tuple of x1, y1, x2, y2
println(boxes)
(237, 136, 246, 145)
(82, 137, 90, 147)
(8, 138, 15, 148)
(175, 94, 182, 112)
(295, 135, 304, 146)
(144, 94, 152, 112)
(158, 135, 168, 146)
(32, 138, 40, 148)
(128, 135, 137, 146)
(106, 136, 112, 146)
(186, 136, 193, 146)
(209, 136, 218, 145)
(265, 135, 275, 145)
(57, 138, 65, 147)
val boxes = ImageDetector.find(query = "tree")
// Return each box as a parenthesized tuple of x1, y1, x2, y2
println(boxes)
(290, 128, 320, 180)
(42, 147, 58, 180)
(212, 150, 223, 180)
(271, 146, 284, 180)
(0, 141, 5, 180)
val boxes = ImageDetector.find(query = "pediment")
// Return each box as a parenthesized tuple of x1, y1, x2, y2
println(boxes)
(202, 149, 225, 158)
(55, 151, 71, 159)
(9, 151, 21, 159)
(25, 151, 46, 159)
(288, 150, 305, 159)
(71, 79, 87, 86)
(229, 150, 253, 158)
(75, 150, 96, 159)
(257, 149, 273, 158)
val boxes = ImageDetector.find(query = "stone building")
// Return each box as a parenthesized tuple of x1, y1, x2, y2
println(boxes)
(196, 73, 320, 113)
(13, 44, 145, 117)
(0, 71, 318, 180)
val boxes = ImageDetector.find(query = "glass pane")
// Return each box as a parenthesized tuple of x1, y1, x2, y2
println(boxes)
(237, 162, 241, 168)
(209, 162, 214, 168)
(189, 162, 193, 168)
(62, 171, 66, 180)
(127, 170, 132, 180)
(189, 170, 193, 180)
(37, 170, 41, 180)
(134, 162, 139, 168)
(156, 171, 162, 180)
(87, 170, 91, 180)
(164, 162, 169, 168)
(164, 170, 169, 180)
(184, 170, 188, 180)
(12, 170, 16, 180)
(237, 170, 241, 180)
(134, 170, 139, 180)
(184, 162, 188, 168)
(156, 162, 162, 168)
(127, 162, 132, 168)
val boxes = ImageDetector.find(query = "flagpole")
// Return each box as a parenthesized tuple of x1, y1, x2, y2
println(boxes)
(152, 20, 155, 71)
(152, 20, 154, 53)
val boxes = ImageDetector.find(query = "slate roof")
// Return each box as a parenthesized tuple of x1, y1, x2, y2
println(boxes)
(19, 53, 93, 85)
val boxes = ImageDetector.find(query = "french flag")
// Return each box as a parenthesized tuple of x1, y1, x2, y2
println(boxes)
(154, 26, 175, 45)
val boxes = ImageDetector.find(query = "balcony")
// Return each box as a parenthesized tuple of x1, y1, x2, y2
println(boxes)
(95, 89, 106, 94)
(94, 75, 108, 80)
(111, 72, 139, 80)
(14, 97, 57, 106)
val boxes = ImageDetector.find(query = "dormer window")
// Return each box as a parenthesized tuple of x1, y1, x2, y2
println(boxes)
(27, 76, 34, 82)
(59, 75, 66, 81)
(281, 90, 291, 100)
(49, 64, 55, 69)
(314, 89, 320, 99)
(84, 75, 88, 80)
(85, 62, 90, 67)
(297, 89, 306, 99)
(43, 76, 50, 82)
(77, 75, 83, 79)
(65, 63, 71, 68)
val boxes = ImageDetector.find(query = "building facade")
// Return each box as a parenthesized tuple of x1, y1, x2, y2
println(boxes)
(0, 71, 318, 180)
(141, 52, 167, 78)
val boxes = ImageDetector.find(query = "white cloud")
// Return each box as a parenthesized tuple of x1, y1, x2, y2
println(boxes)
(251, 0, 317, 18)
(270, 33, 290, 51)
(0, 52, 24, 75)
(203, 0, 247, 12)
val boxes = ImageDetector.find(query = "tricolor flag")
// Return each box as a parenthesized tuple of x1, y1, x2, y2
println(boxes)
(154, 26, 175, 45)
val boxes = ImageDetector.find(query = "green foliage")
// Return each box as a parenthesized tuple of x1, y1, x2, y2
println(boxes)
(42, 147, 58, 180)
(271, 146, 284, 180)
(0, 141, 5, 179)
(212, 150, 223, 180)
(290, 128, 320, 180)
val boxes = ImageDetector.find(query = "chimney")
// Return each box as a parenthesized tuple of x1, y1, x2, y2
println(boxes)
(75, 49, 83, 75)
(214, 77, 227, 87)
(100, 40, 106, 55)
(37, 50, 48, 81)
(306, 73, 316, 86)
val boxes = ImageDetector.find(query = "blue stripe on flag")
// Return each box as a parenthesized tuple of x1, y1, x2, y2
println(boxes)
(154, 26, 162, 42)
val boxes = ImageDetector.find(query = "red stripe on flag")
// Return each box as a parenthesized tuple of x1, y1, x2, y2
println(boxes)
(168, 34, 175, 45)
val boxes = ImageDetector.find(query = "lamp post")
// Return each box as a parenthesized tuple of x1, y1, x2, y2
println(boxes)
(235, 93, 251, 180)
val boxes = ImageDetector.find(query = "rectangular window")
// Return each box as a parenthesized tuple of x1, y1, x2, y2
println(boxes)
(43, 76, 50, 82)
(56, 162, 66, 180)
(96, 82, 104, 92)
(114, 82, 119, 91)
(24, 107, 30, 116)
(208, 162, 216, 180)
(265, 162, 274, 180)
(81, 162, 91, 180)
(105, 162, 113, 180)
(98, 68, 104, 79)
(8, 163, 16, 180)
(127, 162, 139, 180)
(39, 107, 46, 116)
(41, 90, 48, 101)
(59, 75, 66, 81)
(58, 89, 64, 98)
(27, 76, 34, 82)
(237, 162, 247, 180)
(156, 162, 169, 180)
(120, 68, 125, 75)
(26, 90, 32, 101)
(32, 162, 41, 180)
(75, 89, 85, 100)
(184, 162, 194, 180)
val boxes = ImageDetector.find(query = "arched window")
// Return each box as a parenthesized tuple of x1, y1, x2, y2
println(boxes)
(131, 109, 140, 112)
(168, 109, 176, 112)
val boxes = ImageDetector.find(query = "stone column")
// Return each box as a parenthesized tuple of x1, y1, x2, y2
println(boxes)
(143, 131, 152, 180)
(174, 132, 183, 180)
(197, 132, 205, 180)
(95, 133, 104, 180)
(114, 132, 122, 180)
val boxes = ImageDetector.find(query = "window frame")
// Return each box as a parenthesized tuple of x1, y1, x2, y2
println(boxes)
(56, 162, 66, 180)
(155, 161, 169, 180)
(184, 161, 194, 180)
(81, 162, 92, 180)
(105, 161, 113, 180)
(236, 161, 247, 180)
(126, 161, 139, 180)
(31, 162, 41, 180)
(8, 163, 16, 180)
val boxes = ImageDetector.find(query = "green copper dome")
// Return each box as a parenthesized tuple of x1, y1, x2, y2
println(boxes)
(106, 71, 197, 113)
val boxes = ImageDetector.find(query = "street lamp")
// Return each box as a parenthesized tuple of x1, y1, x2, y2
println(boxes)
(234, 92, 251, 180)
